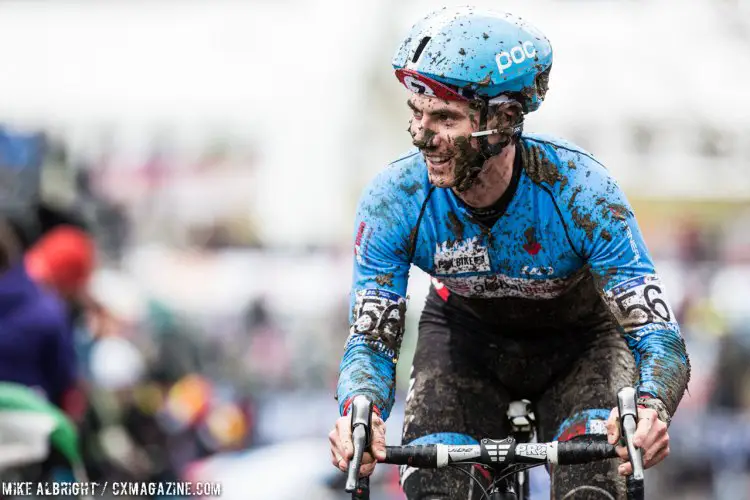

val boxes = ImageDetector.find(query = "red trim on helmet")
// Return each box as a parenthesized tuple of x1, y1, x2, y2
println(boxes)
(395, 68, 469, 102)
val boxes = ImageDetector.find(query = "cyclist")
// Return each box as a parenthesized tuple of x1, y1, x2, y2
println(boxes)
(329, 7, 690, 499)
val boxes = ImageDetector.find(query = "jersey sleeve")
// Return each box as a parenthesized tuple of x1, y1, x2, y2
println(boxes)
(336, 168, 413, 420)
(563, 158, 690, 419)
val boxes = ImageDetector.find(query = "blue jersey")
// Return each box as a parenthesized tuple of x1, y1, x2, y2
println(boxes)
(337, 133, 689, 420)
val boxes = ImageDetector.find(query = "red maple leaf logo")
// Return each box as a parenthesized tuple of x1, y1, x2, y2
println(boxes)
(523, 242, 541, 255)
(523, 227, 542, 255)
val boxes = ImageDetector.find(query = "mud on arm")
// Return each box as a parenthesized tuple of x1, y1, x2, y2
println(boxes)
(336, 180, 413, 421)
(567, 167, 690, 421)
(589, 211, 690, 420)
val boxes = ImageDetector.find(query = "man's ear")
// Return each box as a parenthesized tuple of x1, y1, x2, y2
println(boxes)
(490, 101, 523, 131)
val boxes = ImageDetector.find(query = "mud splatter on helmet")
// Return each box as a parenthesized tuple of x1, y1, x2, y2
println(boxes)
(392, 6, 553, 114)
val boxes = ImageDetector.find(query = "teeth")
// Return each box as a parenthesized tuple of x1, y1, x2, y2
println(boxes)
(427, 157, 450, 164)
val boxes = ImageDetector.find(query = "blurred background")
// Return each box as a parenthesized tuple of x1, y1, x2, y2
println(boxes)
(0, 0, 749, 498)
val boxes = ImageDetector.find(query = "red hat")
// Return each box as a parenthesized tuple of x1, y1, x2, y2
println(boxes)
(26, 225, 96, 297)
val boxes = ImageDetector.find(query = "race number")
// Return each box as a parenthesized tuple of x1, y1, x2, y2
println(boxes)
(604, 275, 674, 332)
(351, 289, 406, 351)
(403, 75, 436, 96)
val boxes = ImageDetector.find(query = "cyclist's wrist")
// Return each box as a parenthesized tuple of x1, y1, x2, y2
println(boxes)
(636, 395, 671, 426)
(341, 397, 382, 418)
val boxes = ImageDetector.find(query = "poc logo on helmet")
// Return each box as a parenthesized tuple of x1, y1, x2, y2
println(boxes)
(403, 75, 436, 96)
(495, 41, 536, 74)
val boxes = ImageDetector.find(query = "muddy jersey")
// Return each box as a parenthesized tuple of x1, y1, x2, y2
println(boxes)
(337, 133, 690, 420)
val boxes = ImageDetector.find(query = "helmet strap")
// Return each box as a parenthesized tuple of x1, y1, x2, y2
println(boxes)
(475, 98, 523, 159)
(450, 98, 524, 193)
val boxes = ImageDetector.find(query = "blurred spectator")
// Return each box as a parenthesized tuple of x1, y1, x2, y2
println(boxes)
(677, 220, 717, 264)
(0, 219, 76, 409)
(25, 225, 120, 424)
(36, 201, 88, 237)
(26, 225, 95, 304)
(710, 329, 750, 411)
(243, 299, 291, 390)
(25, 224, 113, 340)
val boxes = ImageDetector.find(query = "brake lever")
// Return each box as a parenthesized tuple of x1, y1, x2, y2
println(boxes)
(617, 387, 644, 480)
(345, 396, 373, 493)
(617, 387, 645, 499)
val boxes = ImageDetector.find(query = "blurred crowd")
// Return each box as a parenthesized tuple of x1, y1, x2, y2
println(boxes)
(0, 0, 747, 497)
(1, 119, 749, 499)
(0, 126, 305, 496)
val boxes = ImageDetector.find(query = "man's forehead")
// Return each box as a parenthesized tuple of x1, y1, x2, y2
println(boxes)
(408, 94, 467, 112)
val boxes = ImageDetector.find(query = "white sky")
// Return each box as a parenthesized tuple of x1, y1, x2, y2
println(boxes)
(0, 0, 748, 244)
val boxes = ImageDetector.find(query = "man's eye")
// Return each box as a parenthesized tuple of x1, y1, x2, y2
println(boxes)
(438, 114, 451, 122)
(412, 110, 423, 119)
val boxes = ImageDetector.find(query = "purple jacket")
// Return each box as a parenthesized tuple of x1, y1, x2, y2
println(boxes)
(0, 261, 76, 406)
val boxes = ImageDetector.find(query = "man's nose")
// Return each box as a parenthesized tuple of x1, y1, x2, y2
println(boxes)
(412, 126, 438, 149)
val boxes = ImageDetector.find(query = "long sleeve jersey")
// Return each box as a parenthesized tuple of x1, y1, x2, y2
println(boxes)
(337, 133, 690, 420)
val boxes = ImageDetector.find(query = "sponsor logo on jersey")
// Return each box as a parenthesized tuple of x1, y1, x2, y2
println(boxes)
(434, 237, 491, 274)
(523, 227, 542, 255)
(438, 272, 582, 299)
(521, 266, 554, 276)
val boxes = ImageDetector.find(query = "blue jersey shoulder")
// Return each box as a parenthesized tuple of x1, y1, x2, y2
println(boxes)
(520, 133, 607, 188)
(522, 133, 601, 161)
(519, 133, 636, 261)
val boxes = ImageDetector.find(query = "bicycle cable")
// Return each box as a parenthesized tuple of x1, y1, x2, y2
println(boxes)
(493, 463, 543, 484)
(448, 464, 492, 500)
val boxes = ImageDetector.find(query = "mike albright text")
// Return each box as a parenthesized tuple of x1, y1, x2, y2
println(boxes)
(2, 481, 223, 497)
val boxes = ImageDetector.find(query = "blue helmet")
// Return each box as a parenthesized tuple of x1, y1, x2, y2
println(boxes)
(392, 7, 553, 113)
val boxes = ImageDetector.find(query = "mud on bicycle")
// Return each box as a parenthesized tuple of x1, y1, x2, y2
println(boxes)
(344, 387, 646, 500)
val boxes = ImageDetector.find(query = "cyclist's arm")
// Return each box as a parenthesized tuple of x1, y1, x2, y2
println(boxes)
(566, 163, 690, 422)
(336, 173, 412, 421)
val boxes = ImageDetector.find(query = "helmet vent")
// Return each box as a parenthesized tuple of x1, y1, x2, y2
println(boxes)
(412, 36, 431, 63)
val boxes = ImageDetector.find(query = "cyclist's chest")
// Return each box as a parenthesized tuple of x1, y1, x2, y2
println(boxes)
(410, 199, 583, 299)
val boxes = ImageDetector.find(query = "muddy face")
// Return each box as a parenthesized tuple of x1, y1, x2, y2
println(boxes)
(447, 135, 487, 192)
(408, 94, 486, 190)
(408, 94, 522, 192)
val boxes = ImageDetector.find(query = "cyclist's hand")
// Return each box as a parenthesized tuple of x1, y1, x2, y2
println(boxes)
(329, 412, 386, 477)
(606, 406, 669, 476)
